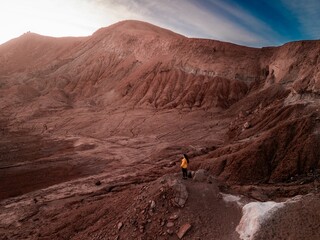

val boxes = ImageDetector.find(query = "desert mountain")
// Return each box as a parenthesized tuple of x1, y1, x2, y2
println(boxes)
(0, 20, 319, 239)
(1, 20, 319, 183)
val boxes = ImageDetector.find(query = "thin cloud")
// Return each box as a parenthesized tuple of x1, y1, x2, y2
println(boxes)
(281, 0, 320, 39)
(92, 0, 282, 47)
(206, 0, 282, 42)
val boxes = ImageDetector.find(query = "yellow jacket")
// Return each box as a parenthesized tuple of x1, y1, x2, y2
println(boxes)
(181, 157, 188, 169)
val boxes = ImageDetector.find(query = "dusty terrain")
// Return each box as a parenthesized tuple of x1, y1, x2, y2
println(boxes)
(0, 20, 319, 239)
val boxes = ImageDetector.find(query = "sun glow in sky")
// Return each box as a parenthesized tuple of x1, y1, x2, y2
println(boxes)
(0, 0, 109, 43)
(1, 0, 319, 47)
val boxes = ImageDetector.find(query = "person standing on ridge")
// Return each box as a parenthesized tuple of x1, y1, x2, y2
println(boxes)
(181, 154, 189, 179)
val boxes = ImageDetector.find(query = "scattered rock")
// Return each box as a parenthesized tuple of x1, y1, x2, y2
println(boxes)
(177, 223, 192, 239)
(160, 220, 165, 227)
(150, 200, 156, 209)
(166, 221, 174, 228)
(243, 121, 251, 129)
(117, 222, 123, 231)
(95, 180, 101, 186)
(167, 229, 174, 235)
(169, 214, 179, 220)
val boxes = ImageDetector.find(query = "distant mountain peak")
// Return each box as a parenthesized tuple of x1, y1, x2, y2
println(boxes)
(94, 19, 184, 39)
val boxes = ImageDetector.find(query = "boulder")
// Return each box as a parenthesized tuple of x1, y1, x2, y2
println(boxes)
(167, 179, 188, 207)
(193, 169, 208, 182)
(177, 223, 192, 239)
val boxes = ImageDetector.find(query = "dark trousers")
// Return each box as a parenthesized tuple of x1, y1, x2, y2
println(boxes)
(182, 168, 188, 179)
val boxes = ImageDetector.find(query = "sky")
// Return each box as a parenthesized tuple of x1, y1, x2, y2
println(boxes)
(0, 0, 319, 47)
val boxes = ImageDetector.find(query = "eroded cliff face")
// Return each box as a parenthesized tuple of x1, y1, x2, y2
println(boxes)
(0, 20, 319, 187)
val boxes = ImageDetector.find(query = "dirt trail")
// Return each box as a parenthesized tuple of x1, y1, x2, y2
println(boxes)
(181, 179, 241, 239)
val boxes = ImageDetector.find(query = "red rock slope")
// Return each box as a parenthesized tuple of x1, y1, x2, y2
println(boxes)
(0, 20, 319, 187)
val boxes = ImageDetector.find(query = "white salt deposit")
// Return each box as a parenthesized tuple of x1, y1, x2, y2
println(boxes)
(236, 201, 285, 240)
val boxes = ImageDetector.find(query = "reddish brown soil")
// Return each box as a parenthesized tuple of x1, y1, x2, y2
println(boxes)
(0, 20, 319, 239)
